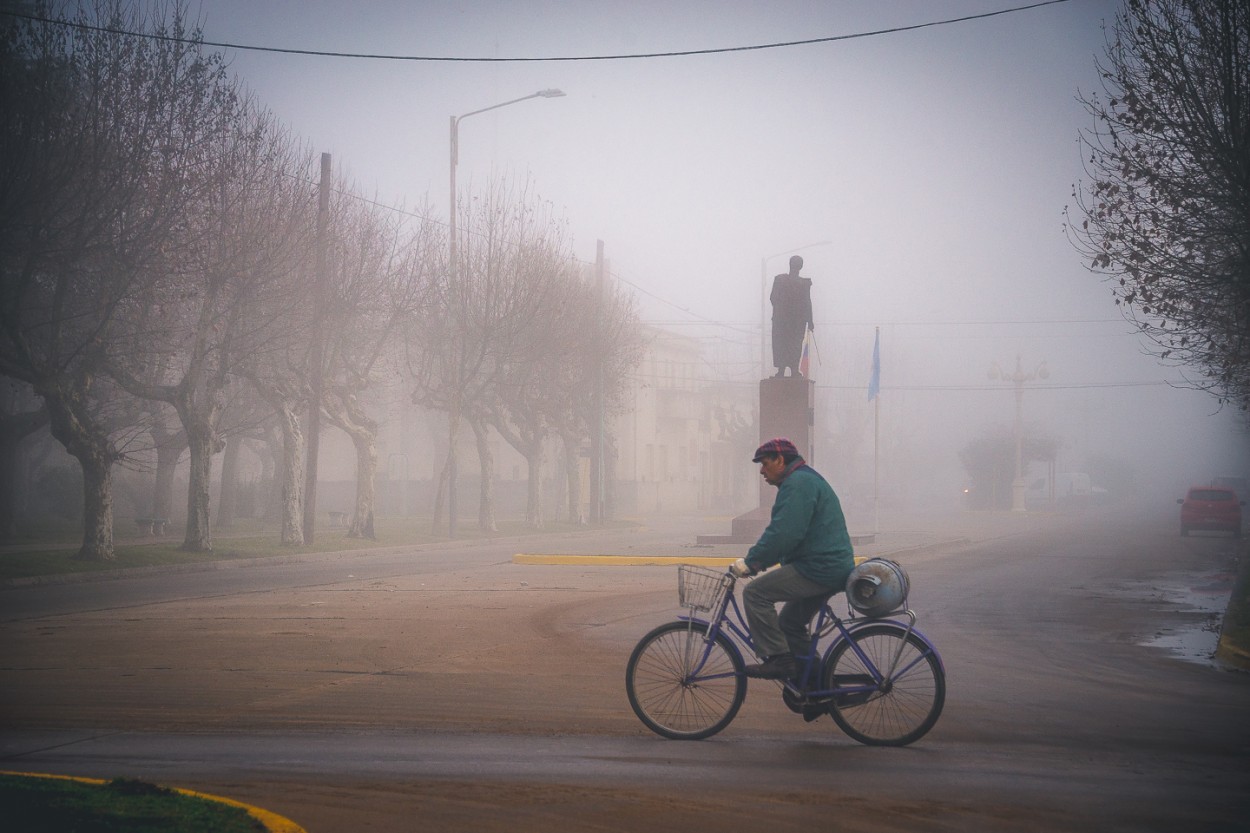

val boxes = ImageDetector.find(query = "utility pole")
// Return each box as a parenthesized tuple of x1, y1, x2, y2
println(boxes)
(303, 152, 330, 543)
(590, 240, 605, 523)
(988, 355, 1049, 513)
(447, 114, 460, 538)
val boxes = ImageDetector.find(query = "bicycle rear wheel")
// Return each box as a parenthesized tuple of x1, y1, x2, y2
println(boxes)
(822, 623, 945, 746)
(625, 620, 746, 740)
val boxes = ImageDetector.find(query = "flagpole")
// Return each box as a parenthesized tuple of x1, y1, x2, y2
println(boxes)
(874, 381, 880, 535)
(873, 326, 880, 535)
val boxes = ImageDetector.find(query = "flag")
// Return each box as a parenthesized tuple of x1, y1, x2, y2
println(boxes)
(798, 326, 814, 378)
(868, 328, 880, 401)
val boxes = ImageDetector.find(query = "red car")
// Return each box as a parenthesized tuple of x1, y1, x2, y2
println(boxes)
(1178, 486, 1244, 538)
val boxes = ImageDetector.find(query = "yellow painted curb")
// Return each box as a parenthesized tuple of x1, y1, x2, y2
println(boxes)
(1216, 635, 1250, 670)
(514, 554, 738, 566)
(0, 770, 306, 833)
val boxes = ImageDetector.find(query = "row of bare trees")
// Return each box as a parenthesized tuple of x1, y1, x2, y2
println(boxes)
(1068, 0, 1250, 409)
(0, 3, 643, 559)
(410, 177, 642, 531)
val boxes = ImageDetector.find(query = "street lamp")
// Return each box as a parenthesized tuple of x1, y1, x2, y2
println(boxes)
(760, 241, 831, 377)
(988, 355, 1049, 512)
(445, 88, 565, 538)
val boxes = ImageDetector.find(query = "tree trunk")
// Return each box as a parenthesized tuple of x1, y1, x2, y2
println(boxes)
(604, 431, 618, 521)
(216, 433, 242, 529)
(149, 419, 185, 523)
(469, 415, 497, 532)
(347, 433, 376, 539)
(182, 422, 215, 552)
(271, 400, 305, 545)
(430, 433, 450, 535)
(323, 391, 379, 540)
(559, 431, 583, 524)
(489, 413, 545, 530)
(152, 442, 179, 523)
(525, 443, 544, 529)
(78, 450, 115, 561)
(252, 428, 284, 522)
(36, 376, 118, 561)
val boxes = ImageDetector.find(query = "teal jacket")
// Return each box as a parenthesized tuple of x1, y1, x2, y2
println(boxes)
(745, 460, 855, 589)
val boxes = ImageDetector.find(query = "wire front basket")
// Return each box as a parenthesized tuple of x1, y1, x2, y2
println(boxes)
(677, 565, 733, 612)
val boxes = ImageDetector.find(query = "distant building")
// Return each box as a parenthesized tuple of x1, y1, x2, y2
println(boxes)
(613, 327, 756, 516)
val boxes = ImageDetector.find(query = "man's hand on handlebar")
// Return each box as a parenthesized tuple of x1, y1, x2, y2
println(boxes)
(730, 558, 755, 578)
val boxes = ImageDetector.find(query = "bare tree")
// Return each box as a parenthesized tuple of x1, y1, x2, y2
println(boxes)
(1068, 0, 1250, 407)
(0, 3, 237, 559)
(247, 377, 307, 544)
(408, 176, 568, 531)
(545, 267, 644, 523)
(321, 193, 438, 540)
(109, 103, 318, 551)
(464, 180, 573, 529)
(409, 176, 643, 531)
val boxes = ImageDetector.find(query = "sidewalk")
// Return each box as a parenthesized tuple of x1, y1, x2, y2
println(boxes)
(514, 508, 1057, 566)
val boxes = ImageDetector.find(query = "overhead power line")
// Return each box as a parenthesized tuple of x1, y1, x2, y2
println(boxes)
(4, 1, 1072, 63)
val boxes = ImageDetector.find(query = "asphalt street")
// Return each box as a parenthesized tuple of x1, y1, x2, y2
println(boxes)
(1, 507, 1247, 832)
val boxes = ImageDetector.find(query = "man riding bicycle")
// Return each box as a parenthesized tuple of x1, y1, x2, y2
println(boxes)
(731, 438, 855, 680)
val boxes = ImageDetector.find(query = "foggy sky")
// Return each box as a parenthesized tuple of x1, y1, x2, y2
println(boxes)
(188, 0, 1249, 496)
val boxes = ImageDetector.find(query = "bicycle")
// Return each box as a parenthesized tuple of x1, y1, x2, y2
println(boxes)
(625, 563, 945, 746)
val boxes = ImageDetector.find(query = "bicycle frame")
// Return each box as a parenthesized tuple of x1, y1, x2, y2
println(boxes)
(676, 574, 944, 702)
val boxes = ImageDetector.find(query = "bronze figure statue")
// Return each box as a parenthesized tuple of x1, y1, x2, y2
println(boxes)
(770, 255, 813, 378)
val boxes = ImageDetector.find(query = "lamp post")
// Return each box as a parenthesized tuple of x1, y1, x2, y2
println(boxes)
(760, 241, 831, 377)
(446, 88, 565, 538)
(988, 355, 1049, 512)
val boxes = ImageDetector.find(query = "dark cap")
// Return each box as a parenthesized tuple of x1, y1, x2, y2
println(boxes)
(752, 438, 798, 462)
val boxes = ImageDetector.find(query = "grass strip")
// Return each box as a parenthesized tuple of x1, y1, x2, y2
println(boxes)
(1, 773, 266, 832)
(0, 517, 634, 582)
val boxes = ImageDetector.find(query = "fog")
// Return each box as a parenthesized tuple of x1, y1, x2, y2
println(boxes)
(189, 0, 1247, 518)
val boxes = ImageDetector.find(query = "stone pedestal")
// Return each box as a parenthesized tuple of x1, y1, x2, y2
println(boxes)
(696, 376, 814, 545)
(756, 376, 815, 508)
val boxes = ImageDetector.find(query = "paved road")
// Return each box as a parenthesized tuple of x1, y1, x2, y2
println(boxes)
(1, 507, 1247, 832)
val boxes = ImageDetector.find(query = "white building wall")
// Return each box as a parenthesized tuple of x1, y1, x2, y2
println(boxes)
(612, 327, 755, 516)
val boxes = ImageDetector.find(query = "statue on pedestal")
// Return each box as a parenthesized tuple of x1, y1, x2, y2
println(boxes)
(770, 255, 813, 378)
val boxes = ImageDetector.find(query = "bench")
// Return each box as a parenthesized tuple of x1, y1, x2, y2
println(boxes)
(328, 510, 347, 528)
(135, 518, 169, 535)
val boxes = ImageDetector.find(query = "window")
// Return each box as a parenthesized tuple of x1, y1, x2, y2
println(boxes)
(1190, 489, 1235, 502)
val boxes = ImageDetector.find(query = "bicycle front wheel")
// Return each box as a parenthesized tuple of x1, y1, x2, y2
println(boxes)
(625, 620, 746, 740)
(823, 623, 945, 747)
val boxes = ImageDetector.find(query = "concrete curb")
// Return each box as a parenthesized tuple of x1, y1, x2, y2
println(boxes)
(1, 770, 306, 832)
(1215, 541, 1250, 671)
(0, 524, 638, 588)
(514, 554, 741, 566)
(1215, 636, 1250, 670)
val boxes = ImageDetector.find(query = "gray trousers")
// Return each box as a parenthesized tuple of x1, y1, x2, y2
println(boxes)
(742, 564, 836, 659)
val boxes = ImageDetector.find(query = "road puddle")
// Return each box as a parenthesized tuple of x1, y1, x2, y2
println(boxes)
(1133, 570, 1236, 667)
